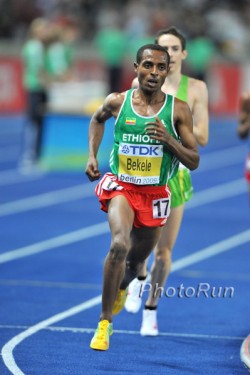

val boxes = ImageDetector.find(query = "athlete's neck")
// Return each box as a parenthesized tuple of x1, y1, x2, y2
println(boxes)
(162, 69, 182, 96)
(135, 88, 165, 105)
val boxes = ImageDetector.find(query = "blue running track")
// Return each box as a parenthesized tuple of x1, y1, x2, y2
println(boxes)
(0, 114, 249, 375)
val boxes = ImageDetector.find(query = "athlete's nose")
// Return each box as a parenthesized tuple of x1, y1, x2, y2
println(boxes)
(151, 65, 159, 76)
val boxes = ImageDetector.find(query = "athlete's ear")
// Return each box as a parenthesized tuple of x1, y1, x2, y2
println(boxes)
(182, 49, 188, 61)
(134, 62, 139, 73)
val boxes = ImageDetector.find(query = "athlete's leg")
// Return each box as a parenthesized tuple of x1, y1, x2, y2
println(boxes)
(100, 195, 134, 322)
(124, 239, 151, 314)
(145, 204, 185, 307)
(137, 258, 149, 278)
(120, 225, 162, 290)
(139, 204, 185, 336)
(125, 207, 176, 314)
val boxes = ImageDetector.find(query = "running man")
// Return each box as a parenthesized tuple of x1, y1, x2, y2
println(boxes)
(85, 43, 200, 350)
(125, 26, 209, 336)
(237, 90, 250, 200)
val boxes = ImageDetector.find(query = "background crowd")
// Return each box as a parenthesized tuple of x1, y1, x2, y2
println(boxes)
(0, 0, 250, 79)
(0, 0, 249, 171)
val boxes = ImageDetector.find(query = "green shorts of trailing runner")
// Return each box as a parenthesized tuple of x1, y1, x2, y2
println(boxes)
(168, 168, 193, 208)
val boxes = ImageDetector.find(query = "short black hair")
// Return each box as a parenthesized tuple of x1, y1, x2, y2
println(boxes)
(155, 26, 186, 51)
(136, 43, 170, 65)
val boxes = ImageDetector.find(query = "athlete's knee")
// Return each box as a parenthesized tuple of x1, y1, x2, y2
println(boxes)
(109, 241, 128, 263)
(154, 243, 172, 266)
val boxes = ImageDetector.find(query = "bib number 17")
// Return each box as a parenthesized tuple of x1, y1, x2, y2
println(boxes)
(152, 198, 170, 219)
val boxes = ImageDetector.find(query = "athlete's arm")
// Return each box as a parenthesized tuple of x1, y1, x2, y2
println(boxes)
(145, 98, 200, 170)
(238, 91, 250, 139)
(191, 80, 209, 146)
(85, 92, 124, 181)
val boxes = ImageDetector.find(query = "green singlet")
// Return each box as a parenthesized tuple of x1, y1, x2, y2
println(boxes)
(22, 39, 44, 90)
(169, 75, 194, 208)
(109, 89, 179, 186)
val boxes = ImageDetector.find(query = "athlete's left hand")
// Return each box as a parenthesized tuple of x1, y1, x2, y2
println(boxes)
(145, 116, 170, 143)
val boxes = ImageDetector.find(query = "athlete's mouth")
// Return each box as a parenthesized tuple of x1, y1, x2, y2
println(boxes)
(147, 79, 158, 86)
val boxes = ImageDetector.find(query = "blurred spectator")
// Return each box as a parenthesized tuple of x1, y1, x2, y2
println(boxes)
(205, 3, 248, 62)
(0, 0, 250, 121)
(176, 9, 217, 82)
(19, 17, 48, 173)
(43, 18, 77, 83)
(122, 1, 154, 83)
(124, 1, 150, 40)
(19, 15, 78, 173)
(185, 30, 217, 82)
(94, 9, 128, 93)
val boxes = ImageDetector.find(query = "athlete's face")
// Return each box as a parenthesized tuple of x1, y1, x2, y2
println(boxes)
(157, 34, 187, 73)
(134, 49, 169, 92)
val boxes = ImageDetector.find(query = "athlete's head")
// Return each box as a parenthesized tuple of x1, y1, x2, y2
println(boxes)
(135, 44, 170, 92)
(136, 43, 170, 65)
(155, 26, 186, 51)
(155, 26, 187, 73)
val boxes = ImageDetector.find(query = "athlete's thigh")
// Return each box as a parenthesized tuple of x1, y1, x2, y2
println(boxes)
(107, 194, 135, 241)
(128, 225, 162, 262)
(156, 204, 185, 252)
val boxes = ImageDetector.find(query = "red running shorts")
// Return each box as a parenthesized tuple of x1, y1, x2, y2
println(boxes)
(95, 173, 171, 228)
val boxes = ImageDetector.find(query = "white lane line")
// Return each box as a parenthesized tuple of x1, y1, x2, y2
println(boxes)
(186, 178, 246, 209)
(1, 228, 249, 374)
(171, 229, 250, 272)
(0, 143, 244, 187)
(0, 177, 246, 218)
(0, 178, 248, 264)
(1, 296, 102, 375)
(0, 324, 244, 341)
(0, 279, 102, 290)
(0, 183, 94, 217)
(0, 169, 44, 186)
(178, 270, 250, 282)
(0, 222, 109, 264)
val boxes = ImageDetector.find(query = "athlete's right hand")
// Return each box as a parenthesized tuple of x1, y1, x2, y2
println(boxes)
(85, 157, 101, 181)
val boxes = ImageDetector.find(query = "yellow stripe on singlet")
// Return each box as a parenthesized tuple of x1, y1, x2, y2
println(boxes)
(178, 169, 185, 200)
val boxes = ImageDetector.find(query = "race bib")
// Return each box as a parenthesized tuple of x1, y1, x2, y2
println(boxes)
(118, 143, 163, 185)
(152, 198, 170, 219)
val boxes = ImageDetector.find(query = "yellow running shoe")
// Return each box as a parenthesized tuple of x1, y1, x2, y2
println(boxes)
(112, 287, 128, 315)
(90, 320, 113, 351)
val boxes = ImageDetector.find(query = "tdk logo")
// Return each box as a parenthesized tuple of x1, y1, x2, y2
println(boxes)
(130, 145, 160, 156)
(120, 144, 161, 156)
(121, 145, 130, 154)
